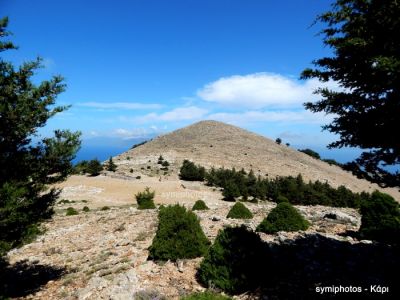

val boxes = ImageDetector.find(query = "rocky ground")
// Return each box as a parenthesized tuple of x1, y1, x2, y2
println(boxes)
(6, 174, 365, 300)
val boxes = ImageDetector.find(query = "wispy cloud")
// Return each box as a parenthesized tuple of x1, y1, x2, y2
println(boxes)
(78, 101, 163, 110)
(126, 106, 209, 123)
(84, 127, 161, 140)
(207, 110, 334, 126)
(197, 72, 340, 109)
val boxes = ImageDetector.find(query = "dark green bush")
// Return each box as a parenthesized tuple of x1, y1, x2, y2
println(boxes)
(298, 148, 320, 159)
(135, 187, 156, 209)
(181, 291, 232, 300)
(222, 181, 240, 201)
(276, 195, 289, 203)
(192, 200, 209, 211)
(197, 226, 266, 294)
(205, 166, 364, 208)
(66, 207, 78, 216)
(105, 156, 117, 172)
(86, 159, 103, 176)
(162, 160, 170, 167)
(82, 206, 90, 212)
(256, 203, 310, 234)
(180, 160, 205, 181)
(101, 206, 110, 211)
(359, 191, 400, 244)
(73, 160, 89, 174)
(226, 202, 253, 219)
(148, 204, 209, 261)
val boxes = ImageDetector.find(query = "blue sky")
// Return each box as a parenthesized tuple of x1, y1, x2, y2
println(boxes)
(2, 0, 359, 161)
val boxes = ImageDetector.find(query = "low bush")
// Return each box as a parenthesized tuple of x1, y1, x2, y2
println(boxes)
(101, 206, 110, 211)
(205, 166, 364, 208)
(276, 195, 289, 203)
(148, 204, 210, 261)
(192, 200, 209, 211)
(226, 202, 253, 219)
(197, 226, 266, 294)
(135, 187, 156, 209)
(180, 160, 205, 181)
(256, 202, 309, 234)
(59, 199, 74, 204)
(82, 206, 90, 212)
(66, 207, 78, 216)
(298, 148, 320, 159)
(86, 159, 103, 176)
(359, 191, 400, 244)
(181, 291, 232, 300)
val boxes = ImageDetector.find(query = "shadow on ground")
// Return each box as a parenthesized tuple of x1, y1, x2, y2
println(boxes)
(0, 259, 66, 298)
(198, 229, 399, 299)
(258, 234, 399, 299)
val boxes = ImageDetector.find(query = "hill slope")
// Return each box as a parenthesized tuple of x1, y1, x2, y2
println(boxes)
(115, 120, 400, 200)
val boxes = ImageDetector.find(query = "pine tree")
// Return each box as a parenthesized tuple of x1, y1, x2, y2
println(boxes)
(106, 156, 117, 172)
(86, 159, 103, 176)
(301, 0, 400, 187)
(0, 17, 81, 257)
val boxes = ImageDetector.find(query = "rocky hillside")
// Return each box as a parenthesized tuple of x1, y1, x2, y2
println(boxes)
(115, 120, 400, 201)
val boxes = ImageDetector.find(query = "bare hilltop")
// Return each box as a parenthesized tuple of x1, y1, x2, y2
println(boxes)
(6, 120, 399, 300)
(116, 120, 399, 200)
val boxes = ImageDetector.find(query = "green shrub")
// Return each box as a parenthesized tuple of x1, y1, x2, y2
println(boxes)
(205, 166, 363, 208)
(197, 226, 266, 294)
(256, 202, 309, 234)
(226, 202, 253, 219)
(180, 160, 205, 181)
(66, 207, 78, 216)
(298, 148, 321, 159)
(222, 181, 240, 202)
(148, 204, 210, 261)
(86, 159, 103, 176)
(359, 191, 400, 244)
(72, 160, 89, 174)
(181, 291, 232, 300)
(276, 195, 289, 203)
(162, 160, 170, 167)
(59, 199, 74, 204)
(135, 187, 156, 209)
(101, 206, 110, 211)
(105, 156, 117, 172)
(192, 200, 209, 211)
(82, 206, 90, 212)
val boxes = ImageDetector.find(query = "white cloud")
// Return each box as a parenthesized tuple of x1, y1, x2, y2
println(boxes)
(133, 106, 208, 123)
(207, 110, 334, 126)
(197, 72, 340, 109)
(78, 102, 162, 110)
(112, 128, 152, 139)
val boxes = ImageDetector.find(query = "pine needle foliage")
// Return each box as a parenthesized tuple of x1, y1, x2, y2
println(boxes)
(197, 226, 266, 294)
(148, 204, 210, 261)
(135, 187, 156, 209)
(256, 203, 310, 234)
(226, 202, 253, 219)
(192, 200, 209, 211)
